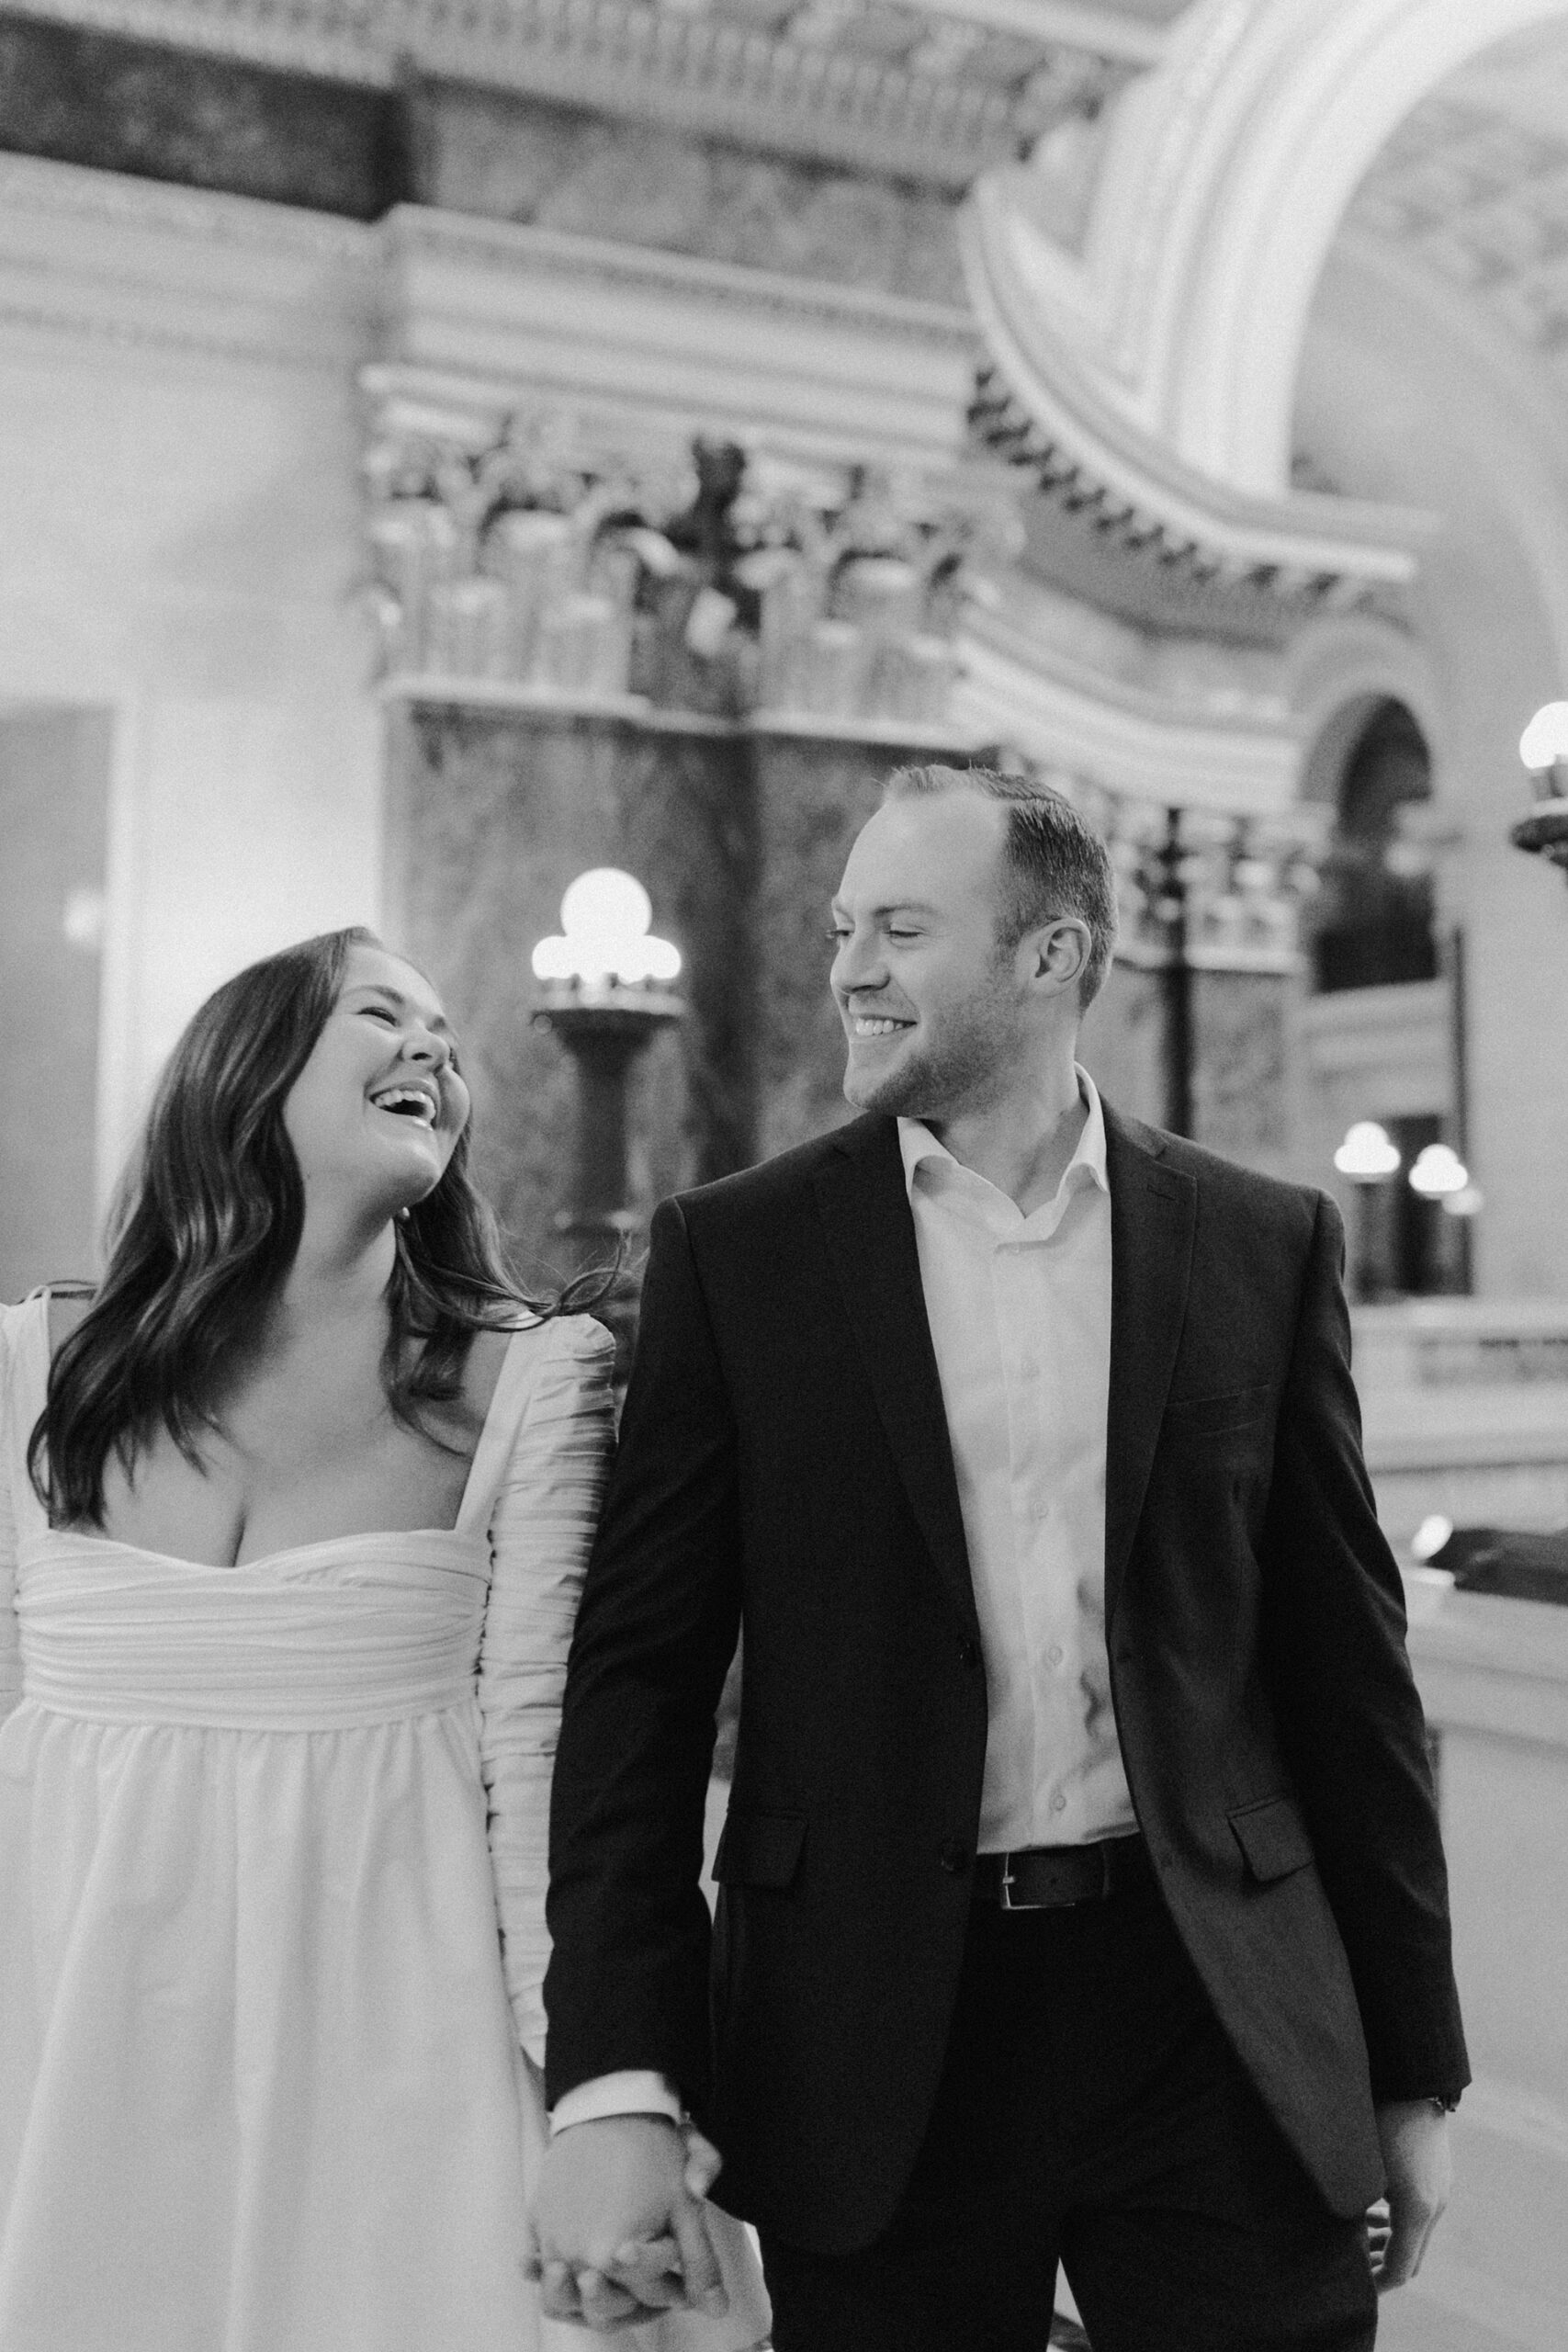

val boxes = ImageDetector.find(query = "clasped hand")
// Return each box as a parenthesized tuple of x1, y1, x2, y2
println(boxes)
(1368, 2098, 1452, 2294)
(529, 2114, 731, 2333)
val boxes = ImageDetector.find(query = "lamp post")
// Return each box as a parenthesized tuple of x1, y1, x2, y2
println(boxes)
(1151, 807, 1194, 1138)
(532, 869, 683, 1294)
(1408, 1140, 1482, 1295)
(1334, 1121, 1402, 1302)
(1514, 703, 1568, 877)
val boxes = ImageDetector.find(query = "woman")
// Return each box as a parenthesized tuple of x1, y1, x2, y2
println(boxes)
(0, 927, 767, 2352)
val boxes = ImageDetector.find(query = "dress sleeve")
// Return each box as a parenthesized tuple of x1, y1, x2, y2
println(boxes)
(477, 1315, 616, 2067)
(0, 1312, 23, 1727)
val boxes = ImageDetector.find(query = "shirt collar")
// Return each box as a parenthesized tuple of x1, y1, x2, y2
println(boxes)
(897, 1065, 1109, 1209)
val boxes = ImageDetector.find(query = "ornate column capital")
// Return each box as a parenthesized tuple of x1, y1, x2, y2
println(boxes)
(359, 373, 1019, 739)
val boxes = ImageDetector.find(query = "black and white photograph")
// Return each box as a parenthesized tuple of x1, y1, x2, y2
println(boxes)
(1, 6, 1565, 2349)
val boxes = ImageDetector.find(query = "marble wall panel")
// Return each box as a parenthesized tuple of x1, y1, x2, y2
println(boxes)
(0, 15, 403, 218)
(1077, 961, 1167, 1135)
(383, 703, 755, 1283)
(416, 85, 967, 307)
(1080, 964, 1296, 1171)
(1190, 968, 1299, 1177)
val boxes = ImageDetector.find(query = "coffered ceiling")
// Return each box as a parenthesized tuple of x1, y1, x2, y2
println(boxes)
(1348, 25, 1568, 360)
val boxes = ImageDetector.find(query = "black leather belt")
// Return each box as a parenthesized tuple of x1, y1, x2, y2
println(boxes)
(972, 1834, 1145, 1910)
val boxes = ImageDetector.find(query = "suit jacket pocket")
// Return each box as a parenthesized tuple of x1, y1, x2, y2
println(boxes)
(1163, 1381, 1276, 1439)
(713, 1807, 807, 1889)
(1229, 1794, 1314, 1883)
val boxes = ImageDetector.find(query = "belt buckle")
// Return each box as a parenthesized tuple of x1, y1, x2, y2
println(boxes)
(998, 1841, 1116, 1911)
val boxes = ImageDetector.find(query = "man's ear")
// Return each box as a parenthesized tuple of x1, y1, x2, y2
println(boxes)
(1030, 919, 1092, 996)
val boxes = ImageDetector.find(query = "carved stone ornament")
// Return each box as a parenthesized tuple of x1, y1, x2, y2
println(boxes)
(360, 381, 1022, 733)
(18, 1, 1148, 187)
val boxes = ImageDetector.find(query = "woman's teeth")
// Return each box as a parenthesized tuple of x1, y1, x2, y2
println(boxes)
(371, 1088, 436, 1123)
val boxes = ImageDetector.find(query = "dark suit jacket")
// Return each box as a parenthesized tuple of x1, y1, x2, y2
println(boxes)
(545, 1104, 1468, 2256)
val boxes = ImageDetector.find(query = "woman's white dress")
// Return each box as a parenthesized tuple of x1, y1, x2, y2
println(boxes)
(0, 1295, 768, 2352)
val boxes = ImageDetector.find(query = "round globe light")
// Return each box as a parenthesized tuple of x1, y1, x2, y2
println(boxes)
(560, 868, 653, 944)
(1408, 1144, 1469, 1199)
(531, 866, 682, 988)
(1411, 1513, 1453, 1565)
(1333, 1121, 1401, 1181)
(1518, 702, 1568, 773)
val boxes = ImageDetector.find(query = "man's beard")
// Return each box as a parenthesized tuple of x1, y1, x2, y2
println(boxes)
(843, 985, 1021, 1123)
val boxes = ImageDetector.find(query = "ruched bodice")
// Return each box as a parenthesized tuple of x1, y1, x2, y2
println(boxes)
(17, 1530, 491, 1730)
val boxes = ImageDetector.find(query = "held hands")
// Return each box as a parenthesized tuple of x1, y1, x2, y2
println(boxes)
(1368, 2100, 1453, 2293)
(528, 2114, 730, 2333)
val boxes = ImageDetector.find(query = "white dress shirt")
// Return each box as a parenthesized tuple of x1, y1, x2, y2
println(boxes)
(551, 1066, 1133, 2134)
(899, 1064, 1134, 1852)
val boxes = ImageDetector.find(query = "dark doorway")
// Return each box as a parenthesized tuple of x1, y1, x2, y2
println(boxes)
(1311, 700, 1438, 994)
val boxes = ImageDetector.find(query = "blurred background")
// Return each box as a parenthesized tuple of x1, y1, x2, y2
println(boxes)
(2, 4, 1567, 2345)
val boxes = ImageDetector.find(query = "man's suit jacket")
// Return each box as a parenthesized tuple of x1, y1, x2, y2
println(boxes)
(545, 1103, 1468, 2256)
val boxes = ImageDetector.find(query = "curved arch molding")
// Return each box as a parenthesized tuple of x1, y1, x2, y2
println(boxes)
(964, 0, 1568, 605)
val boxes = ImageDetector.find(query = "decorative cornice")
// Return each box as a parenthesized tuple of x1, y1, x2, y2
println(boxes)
(388, 209, 980, 356)
(10, 1, 1146, 188)
(377, 207, 983, 469)
(0, 150, 369, 264)
(966, 357, 1434, 616)
(0, 153, 376, 372)
(956, 610, 1306, 818)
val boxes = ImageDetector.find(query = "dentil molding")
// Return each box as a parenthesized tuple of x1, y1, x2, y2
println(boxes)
(9, 1, 1150, 188)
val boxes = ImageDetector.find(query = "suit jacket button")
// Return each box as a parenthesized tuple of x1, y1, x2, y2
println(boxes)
(957, 1638, 980, 1671)
(939, 1838, 970, 1875)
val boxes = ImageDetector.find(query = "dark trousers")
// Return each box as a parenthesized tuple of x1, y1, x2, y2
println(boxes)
(760, 1842, 1378, 2352)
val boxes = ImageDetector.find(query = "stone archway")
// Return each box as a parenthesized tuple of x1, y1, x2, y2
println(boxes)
(964, 0, 1568, 558)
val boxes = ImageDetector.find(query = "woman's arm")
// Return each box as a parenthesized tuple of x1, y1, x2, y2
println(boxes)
(477, 1316, 616, 2067)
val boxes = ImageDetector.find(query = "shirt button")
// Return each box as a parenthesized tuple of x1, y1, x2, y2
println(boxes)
(1047, 1644, 1065, 1668)
(1051, 1793, 1067, 1816)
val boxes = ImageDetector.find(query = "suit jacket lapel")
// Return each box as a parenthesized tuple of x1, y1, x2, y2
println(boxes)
(1104, 1108, 1197, 1626)
(812, 1118, 979, 1635)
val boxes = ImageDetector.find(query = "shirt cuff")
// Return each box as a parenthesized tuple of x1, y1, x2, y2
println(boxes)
(549, 2072, 684, 2136)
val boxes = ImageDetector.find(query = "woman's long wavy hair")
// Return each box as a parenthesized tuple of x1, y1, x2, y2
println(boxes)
(31, 926, 586, 1527)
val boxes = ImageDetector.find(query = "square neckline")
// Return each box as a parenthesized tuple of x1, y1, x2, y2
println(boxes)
(18, 1295, 541, 1571)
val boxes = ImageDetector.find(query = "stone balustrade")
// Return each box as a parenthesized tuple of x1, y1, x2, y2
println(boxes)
(1355, 1300, 1568, 1554)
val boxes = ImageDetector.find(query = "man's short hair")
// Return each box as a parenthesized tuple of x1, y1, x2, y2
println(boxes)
(882, 763, 1119, 1007)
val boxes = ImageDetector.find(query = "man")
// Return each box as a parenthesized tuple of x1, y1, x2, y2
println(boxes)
(536, 767, 1467, 2350)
